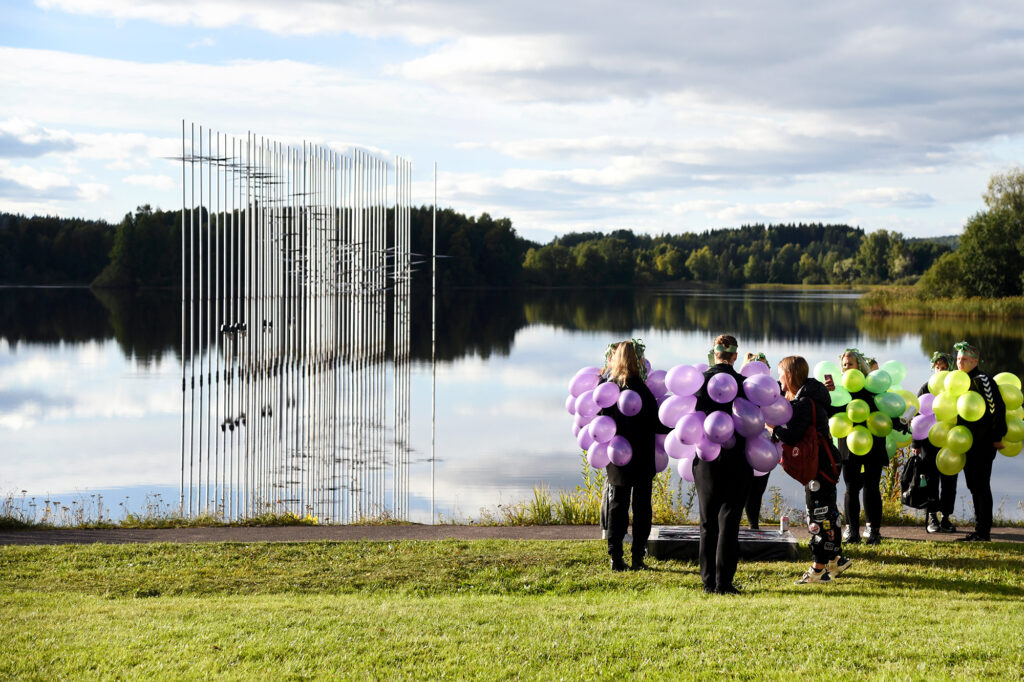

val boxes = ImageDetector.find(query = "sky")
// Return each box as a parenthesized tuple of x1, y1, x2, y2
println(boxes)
(1, 1, 1023, 243)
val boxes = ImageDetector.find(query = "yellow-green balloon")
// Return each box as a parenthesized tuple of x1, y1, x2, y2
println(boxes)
(1006, 414, 1024, 443)
(935, 447, 966, 475)
(867, 411, 893, 437)
(864, 369, 892, 394)
(928, 420, 952, 448)
(945, 370, 971, 397)
(928, 370, 949, 396)
(893, 429, 912, 447)
(847, 426, 873, 456)
(994, 372, 1022, 390)
(957, 391, 986, 422)
(842, 369, 866, 392)
(847, 398, 870, 423)
(999, 383, 1023, 412)
(829, 413, 854, 439)
(945, 425, 974, 455)
(830, 386, 852, 407)
(1013, 407, 1024, 420)
(885, 431, 900, 458)
(1000, 440, 1022, 457)
(932, 391, 959, 422)
(894, 389, 919, 415)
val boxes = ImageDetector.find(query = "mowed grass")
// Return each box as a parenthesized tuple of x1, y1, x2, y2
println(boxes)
(3, 539, 1023, 679)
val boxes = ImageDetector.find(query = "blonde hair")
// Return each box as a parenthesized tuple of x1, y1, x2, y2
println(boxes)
(605, 341, 643, 388)
(840, 350, 871, 375)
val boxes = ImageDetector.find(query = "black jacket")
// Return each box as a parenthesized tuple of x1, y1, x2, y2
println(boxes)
(600, 377, 669, 486)
(912, 381, 939, 456)
(773, 378, 839, 479)
(962, 368, 1008, 458)
(693, 363, 749, 465)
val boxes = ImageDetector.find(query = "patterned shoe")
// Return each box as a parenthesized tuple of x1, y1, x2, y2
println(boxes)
(795, 567, 832, 585)
(827, 556, 853, 577)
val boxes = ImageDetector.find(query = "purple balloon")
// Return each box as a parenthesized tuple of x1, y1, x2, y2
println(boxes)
(654, 449, 669, 473)
(655, 433, 667, 457)
(659, 394, 694, 428)
(696, 435, 721, 461)
(573, 412, 593, 429)
(911, 413, 936, 440)
(740, 360, 770, 377)
(753, 467, 770, 477)
(666, 364, 704, 396)
(646, 370, 668, 399)
(677, 456, 695, 482)
(704, 410, 735, 444)
(569, 369, 601, 397)
(607, 435, 633, 466)
(587, 442, 610, 469)
(918, 393, 935, 416)
(644, 359, 652, 373)
(577, 428, 595, 450)
(745, 434, 779, 472)
(572, 423, 581, 437)
(665, 434, 697, 460)
(565, 395, 577, 415)
(761, 396, 793, 426)
(722, 434, 737, 449)
(743, 373, 781, 408)
(575, 390, 599, 418)
(676, 410, 707, 444)
(593, 381, 621, 409)
(694, 362, 709, 373)
(617, 389, 643, 417)
(707, 372, 739, 404)
(588, 415, 617, 443)
(731, 397, 766, 438)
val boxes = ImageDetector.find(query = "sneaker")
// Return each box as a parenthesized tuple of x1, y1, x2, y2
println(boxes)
(796, 567, 832, 584)
(630, 560, 652, 571)
(926, 514, 940, 534)
(957, 532, 990, 542)
(939, 517, 957, 533)
(827, 556, 853, 577)
(842, 525, 860, 544)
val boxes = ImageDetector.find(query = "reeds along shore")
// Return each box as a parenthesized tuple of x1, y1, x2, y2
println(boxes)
(859, 287, 1024, 318)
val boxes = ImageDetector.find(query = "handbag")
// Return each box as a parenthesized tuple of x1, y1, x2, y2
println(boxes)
(781, 401, 839, 486)
(900, 452, 939, 509)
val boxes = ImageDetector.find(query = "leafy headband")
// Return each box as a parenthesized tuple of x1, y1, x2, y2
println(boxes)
(954, 341, 979, 359)
(605, 338, 648, 381)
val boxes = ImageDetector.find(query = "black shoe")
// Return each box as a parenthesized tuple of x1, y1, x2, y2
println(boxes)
(630, 560, 651, 571)
(702, 585, 716, 594)
(957, 532, 990, 542)
(610, 557, 628, 572)
(750, 523, 759, 531)
(716, 584, 743, 595)
(939, 517, 957, 533)
(926, 514, 940, 534)
(842, 525, 860, 544)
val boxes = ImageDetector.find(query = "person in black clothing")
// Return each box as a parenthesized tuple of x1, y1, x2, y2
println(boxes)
(825, 349, 891, 545)
(599, 339, 670, 571)
(771, 355, 852, 584)
(692, 334, 753, 594)
(741, 352, 772, 530)
(953, 342, 1008, 542)
(912, 351, 958, 533)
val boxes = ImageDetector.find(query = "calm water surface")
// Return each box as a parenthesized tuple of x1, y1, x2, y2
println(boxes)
(2, 286, 1023, 522)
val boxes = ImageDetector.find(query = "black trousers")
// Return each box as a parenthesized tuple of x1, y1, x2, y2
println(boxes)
(606, 478, 653, 561)
(745, 473, 770, 528)
(806, 480, 841, 564)
(694, 455, 752, 591)
(963, 449, 996, 537)
(843, 458, 885, 529)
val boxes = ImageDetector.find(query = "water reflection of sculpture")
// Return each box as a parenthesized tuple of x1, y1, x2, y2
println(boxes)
(179, 124, 413, 523)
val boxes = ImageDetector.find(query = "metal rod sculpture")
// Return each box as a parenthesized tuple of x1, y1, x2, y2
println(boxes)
(180, 123, 412, 523)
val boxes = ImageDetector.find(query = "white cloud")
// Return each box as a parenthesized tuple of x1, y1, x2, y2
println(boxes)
(123, 174, 176, 190)
(842, 187, 936, 208)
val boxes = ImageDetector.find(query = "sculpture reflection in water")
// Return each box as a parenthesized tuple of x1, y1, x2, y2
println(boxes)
(179, 122, 413, 523)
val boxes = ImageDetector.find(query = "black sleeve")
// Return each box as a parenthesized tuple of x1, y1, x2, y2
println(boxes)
(774, 398, 812, 446)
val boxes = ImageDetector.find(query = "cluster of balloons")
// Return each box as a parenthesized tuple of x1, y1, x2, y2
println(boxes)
(911, 371, 1024, 475)
(821, 359, 916, 458)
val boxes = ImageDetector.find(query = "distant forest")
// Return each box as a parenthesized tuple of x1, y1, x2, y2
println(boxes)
(0, 206, 954, 290)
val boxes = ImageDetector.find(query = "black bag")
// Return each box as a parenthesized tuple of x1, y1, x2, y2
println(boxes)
(900, 452, 938, 509)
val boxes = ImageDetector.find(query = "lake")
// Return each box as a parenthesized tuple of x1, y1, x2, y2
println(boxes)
(2, 286, 1023, 523)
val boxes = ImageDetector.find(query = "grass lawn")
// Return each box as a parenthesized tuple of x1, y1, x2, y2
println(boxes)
(2, 539, 1023, 679)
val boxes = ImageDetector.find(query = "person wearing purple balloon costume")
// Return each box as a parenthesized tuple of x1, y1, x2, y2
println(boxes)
(770, 356, 851, 584)
(912, 351, 958, 533)
(599, 339, 670, 571)
(692, 334, 753, 595)
(741, 352, 772, 530)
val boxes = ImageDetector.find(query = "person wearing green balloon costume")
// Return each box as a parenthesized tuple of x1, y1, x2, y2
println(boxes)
(913, 351, 958, 533)
(953, 342, 1007, 542)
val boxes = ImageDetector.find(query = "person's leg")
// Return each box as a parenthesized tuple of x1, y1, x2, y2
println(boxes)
(939, 471, 958, 530)
(971, 454, 995, 538)
(693, 459, 719, 592)
(630, 478, 653, 567)
(606, 484, 631, 569)
(862, 460, 884, 532)
(716, 475, 749, 591)
(745, 474, 769, 530)
(842, 460, 863, 541)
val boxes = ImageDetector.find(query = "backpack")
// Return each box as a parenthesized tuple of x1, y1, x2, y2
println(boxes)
(781, 401, 839, 486)
(900, 452, 939, 509)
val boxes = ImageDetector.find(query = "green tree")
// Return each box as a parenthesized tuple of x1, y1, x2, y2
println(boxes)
(983, 166, 1024, 215)
(956, 208, 1024, 297)
(685, 246, 716, 281)
(916, 251, 965, 298)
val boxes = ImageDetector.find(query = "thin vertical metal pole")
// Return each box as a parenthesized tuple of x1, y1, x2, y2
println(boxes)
(431, 162, 437, 524)
(180, 120, 187, 514)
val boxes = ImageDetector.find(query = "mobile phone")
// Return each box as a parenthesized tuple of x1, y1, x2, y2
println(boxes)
(824, 374, 833, 382)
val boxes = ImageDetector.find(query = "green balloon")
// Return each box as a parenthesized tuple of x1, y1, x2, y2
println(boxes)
(932, 391, 958, 422)
(928, 420, 952, 449)
(847, 398, 870, 423)
(814, 360, 841, 383)
(842, 369, 866, 392)
(893, 429, 912, 447)
(994, 372, 1022, 390)
(847, 426, 873, 456)
(1005, 414, 1024, 443)
(864, 369, 892, 394)
(874, 391, 906, 418)
(829, 413, 854, 439)
(1000, 440, 1022, 457)
(945, 425, 974, 455)
(928, 370, 949, 396)
(935, 447, 966, 475)
(881, 360, 907, 385)
(867, 411, 893, 437)
(957, 391, 985, 422)
(830, 386, 852, 407)
(999, 384, 1023, 412)
(945, 370, 971, 397)
(885, 432, 899, 458)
